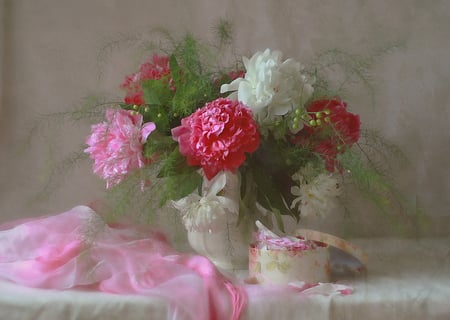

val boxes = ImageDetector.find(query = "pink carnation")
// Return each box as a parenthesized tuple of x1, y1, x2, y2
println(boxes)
(172, 98, 260, 180)
(121, 54, 172, 106)
(84, 109, 156, 188)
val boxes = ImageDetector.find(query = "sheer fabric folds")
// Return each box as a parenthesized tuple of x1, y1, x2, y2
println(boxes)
(0, 206, 246, 320)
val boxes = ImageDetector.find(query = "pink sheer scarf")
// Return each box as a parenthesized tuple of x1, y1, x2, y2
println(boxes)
(0, 206, 246, 320)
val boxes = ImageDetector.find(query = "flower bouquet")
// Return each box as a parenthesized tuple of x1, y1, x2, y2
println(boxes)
(80, 26, 414, 268)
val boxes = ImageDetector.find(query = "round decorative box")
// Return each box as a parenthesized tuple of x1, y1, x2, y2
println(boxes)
(249, 243, 330, 285)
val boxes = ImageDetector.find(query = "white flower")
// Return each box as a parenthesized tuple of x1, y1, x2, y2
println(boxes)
(290, 172, 341, 218)
(220, 49, 314, 123)
(171, 172, 239, 232)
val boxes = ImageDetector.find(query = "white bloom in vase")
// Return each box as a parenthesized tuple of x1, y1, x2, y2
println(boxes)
(290, 171, 342, 218)
(171, 172, 239, 232)
(220, 48, 314, 123)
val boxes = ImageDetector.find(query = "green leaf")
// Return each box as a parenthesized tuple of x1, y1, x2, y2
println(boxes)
(142, 79, 164, 105)
(171, 73, 213, 117)
(241, 164, 296, 231)
(268, 205, 286, 233)
(145, 104, 171, 133)
(158, 148, 197, 177)
(169, 55, 181, 86)
(142, 132, 176, 158)
(143, 79, 173, 104)
(160, 171, 201, 205)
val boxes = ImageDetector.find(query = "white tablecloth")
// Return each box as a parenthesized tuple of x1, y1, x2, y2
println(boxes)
(1, 238, 449, 320)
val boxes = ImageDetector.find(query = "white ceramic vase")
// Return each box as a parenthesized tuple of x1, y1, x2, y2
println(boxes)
(186, 171, 251, 270)
(187, 222, 250, 270)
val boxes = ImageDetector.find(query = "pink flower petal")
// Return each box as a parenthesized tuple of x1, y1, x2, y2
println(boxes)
(141, 122, 156, 143)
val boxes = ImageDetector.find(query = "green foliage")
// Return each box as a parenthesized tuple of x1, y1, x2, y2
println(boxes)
(142, 79, 173, 106)
(212, 19, 234, 47)
(32, 149, 89, 204)
(309, 48, 376, 101)
(158, 148, 195, 177)
(241, 150, 298, 232)
(339, 150, 393, 208)
(168, 39, 221, 117)
(155, 149, 202, 204)
(337, 130, 422, 233)
(160, 172, 202, 206)
(103, 172, 146, 221)
(142, 132, 176, 158)
(306, 41, 405, 104)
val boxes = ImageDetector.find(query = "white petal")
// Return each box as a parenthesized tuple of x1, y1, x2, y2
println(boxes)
(220, 77, 243, 94)
(203, 171, 227, 197)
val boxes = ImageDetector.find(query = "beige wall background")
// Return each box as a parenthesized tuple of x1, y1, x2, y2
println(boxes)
(0, 0, 449, 238)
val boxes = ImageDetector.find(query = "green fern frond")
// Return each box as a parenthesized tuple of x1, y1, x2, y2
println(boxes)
(32, 148, 89, 203)
(212, 19, 234, 47)
(307, 41, 404, 105)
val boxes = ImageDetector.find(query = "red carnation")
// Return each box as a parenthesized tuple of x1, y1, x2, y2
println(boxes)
(294, 98, 360, 172)
(121, 54, 172, 106)
(172, 98, 260, 179)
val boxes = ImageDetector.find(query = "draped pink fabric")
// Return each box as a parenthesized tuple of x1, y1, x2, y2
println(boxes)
(0, 206, 246, 320)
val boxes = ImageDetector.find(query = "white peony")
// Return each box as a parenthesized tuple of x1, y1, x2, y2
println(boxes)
(220, 49, 314, 123)
(290, 172, 342, 218)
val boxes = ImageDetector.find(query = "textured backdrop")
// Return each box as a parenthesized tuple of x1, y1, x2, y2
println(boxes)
(0, 0, 449, 238)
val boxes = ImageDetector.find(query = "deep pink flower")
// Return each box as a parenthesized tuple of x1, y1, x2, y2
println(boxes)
(121, 54, 172, 106)
(228, 69, 245, 80)
(214, 69, 245, 88)
(314, 140, 340, 172)
(84, 109, 156, 188)
(172, 98, 260, 180)
(292, 98, 360, 172)
(307, 99, 360, 147)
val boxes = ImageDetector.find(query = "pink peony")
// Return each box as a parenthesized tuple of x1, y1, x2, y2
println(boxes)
(85, 109, 156, 188)
(171, 98, 260, 180)
(121, 54, 172, 106)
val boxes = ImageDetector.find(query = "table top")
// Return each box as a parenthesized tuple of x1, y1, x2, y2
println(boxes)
(1, 237, 449, 320)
